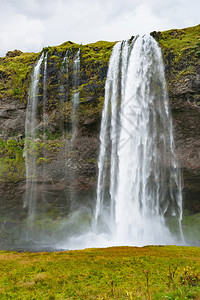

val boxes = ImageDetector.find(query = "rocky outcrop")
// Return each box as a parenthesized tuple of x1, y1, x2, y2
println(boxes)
(0, 105, 26, 137)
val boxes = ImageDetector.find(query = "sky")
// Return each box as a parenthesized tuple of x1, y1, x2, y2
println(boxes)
(0, 0, 199, 57)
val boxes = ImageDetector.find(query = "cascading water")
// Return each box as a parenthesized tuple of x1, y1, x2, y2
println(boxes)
(95, 34, 183, 246)
(59, 35, 184, 249)
(23, 49, 81, 246)
(24, 53, 44, 239)
(71, 49, 80, 140)
(42, 52, 48, 134)
(65, 49, 81, 207)
(41, 52, 48, 186)
(59, 50, 69, 103)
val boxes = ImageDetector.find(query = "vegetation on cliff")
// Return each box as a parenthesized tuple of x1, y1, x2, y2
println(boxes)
(45, 40, 116, 123)
(151, 24, 200, 107)
(0, 40, 115, 184)
(0, 52, 39, 103)
(0, 40, 115, 110)
(0, 139, 24, 182)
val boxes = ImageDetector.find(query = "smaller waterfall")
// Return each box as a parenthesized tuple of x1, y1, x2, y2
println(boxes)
(24, 53, 44, 239)
(42, 52, 48, 135)
(23, 49, 82, 245)
(59, 50, 69, 105)
(41, 51, 48, 203)
(71, 49, 80, 140)
(65, 49, 81, 207)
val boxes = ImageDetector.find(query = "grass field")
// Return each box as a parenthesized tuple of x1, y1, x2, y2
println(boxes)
(0, 246, 200, 299)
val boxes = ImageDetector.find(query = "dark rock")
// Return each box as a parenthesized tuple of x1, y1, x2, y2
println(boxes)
(6, 49, 23, 58)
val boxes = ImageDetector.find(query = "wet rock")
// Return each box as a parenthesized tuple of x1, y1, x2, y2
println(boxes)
(0, 106, 26, 137)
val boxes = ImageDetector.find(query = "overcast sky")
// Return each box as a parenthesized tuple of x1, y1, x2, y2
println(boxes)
(0, 0, 199, 56)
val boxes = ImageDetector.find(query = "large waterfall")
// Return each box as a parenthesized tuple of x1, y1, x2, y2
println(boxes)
(60, 35, 183, 249)
(94, 34, 183, 246)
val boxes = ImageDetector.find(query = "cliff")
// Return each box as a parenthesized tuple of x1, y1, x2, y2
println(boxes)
(0, 25, 199, 237)
(152, 25, 200, 213)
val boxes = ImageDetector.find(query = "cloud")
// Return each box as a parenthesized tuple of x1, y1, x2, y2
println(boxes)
(0, 0, 199, 56)
(6, 0, 57, 19)
(0, 2, 44, 56)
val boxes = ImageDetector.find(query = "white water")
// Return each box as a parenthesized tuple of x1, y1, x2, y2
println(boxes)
(71, 49, 80, 140)
(23, 49, 81, 244)
(59, 35, 184, 250)
(59, 50, 69, 104)
(24, 53, 44, 239)
(42, 52, 48, 134)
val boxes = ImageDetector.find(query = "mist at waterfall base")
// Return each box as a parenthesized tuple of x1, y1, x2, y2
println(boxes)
(22, 35, 185, 251)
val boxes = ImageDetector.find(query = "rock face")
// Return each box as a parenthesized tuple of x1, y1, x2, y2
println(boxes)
(0, 106, 26, 137)
(151, 25, 200, 212)
(0, 25, 200, 242)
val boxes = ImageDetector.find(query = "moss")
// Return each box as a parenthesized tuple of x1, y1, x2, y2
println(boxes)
(0, 51, 39, 103)
(41, 40, 115, 124)
(6, 49, 23, 58)
(0, 39, 115, 131)
(152, 24, 200, 62)
(153, 25, 200, 83)
(0, 136, 67, 182)
(0, 139, 25, 182)
(150, 24, 200, 107)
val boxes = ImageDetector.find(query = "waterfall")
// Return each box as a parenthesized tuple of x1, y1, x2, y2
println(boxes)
(24, 53, 44, 239)
(58, 35, 184, 250)
(42, 52, 48, 135)
(23, 49, 82, 245)
(59, 50, 69, 108)
(22, 37, 184, 249)
(65, 49, 81, 206)
(94, 35, 183, 246)
(71, 49, 80, 140)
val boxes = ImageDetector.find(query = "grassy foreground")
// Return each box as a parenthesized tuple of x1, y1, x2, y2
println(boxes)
(0, 246, 200, 299)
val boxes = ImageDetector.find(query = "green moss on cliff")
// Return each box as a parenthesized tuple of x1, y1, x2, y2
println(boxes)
(0, 137, 68, 182)
(35, 40, 116, 128)
(153, 24, 200, 62)
(151, 24, 200, 106)
(0, 139, 25, 182)
(0, 52, 39, 103)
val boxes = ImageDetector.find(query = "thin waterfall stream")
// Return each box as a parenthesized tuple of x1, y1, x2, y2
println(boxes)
(23, 49, 81, 246)
(23, 53, 44, 240)
(71, 49, 80, 141)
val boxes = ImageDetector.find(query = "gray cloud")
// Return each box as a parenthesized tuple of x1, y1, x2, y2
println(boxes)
(5, 0, 57, 19)
(0, 0, 199, 56)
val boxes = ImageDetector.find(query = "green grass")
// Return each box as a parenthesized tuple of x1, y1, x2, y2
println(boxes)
(0, 246, 200, 299)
